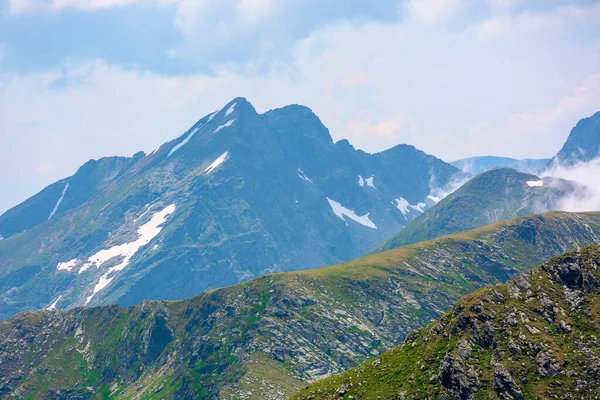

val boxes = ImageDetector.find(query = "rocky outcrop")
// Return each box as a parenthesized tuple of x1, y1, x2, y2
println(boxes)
(439, 353, 479, 400)
(293, 246, 600, 400)
(493, 363, 523, 400)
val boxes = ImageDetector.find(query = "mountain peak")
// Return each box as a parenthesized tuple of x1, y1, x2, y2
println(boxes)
(263, 103, 333, 145)
(549, 110, 600, 166)
(214, 97, 257, 120)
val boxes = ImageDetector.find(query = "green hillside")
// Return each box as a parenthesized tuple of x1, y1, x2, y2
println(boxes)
(379, 168, 588, 252)
(1, 212, 599, 398)
(293, 245, 600, 399)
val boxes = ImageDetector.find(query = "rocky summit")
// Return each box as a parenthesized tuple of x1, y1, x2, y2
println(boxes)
(293, 245, 600, 400)
(548, 111, 600, 167)
(0, 211, 599, 398)
(0, 98, 461, 319)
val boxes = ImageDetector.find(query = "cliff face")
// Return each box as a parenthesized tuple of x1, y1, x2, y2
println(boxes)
(293, 245, 600, 400)
(549, 111, 600, 166)
(1, 212, 599, 399)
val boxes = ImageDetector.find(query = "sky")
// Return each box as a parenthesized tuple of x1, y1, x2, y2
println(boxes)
(0, 0, 599, 214)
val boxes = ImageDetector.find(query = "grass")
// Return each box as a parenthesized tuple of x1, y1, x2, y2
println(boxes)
(294, 246, 600, 399)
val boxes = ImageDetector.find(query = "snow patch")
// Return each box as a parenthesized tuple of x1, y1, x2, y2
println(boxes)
(207, 111, 218, 122)
(393, 198, 427, 219)
(204, 152, 229, 174)
(57, 258, 78, 272)
(427, 195, 441, 203)
(213, 119, 234, 133)
(411, 202, 427, 212)
(526, 180, 544, 187)
(47, 295, 63, 311)
(365, 176, 376, 189)
(297, 169, 313, 183)
(48, 182, 69, 220)
(394, 198, 411, 216)
(326, 198, 377, 229)
(225, 103, 236, 116)
(358, 175, 376, 188)
(168, 126, 201, 157)
(65, 204, 177, 305)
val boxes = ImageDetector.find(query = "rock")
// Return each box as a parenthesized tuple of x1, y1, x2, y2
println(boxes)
(508, 339, 521, 355)
(506, 312, 518, 327)
(559, 320, 572, 334)
(457, 340, 472, 360)
(493, 363, 523, 400)
(536, 351, 561, 377)
(549, 259, 600, 293)
(439, 353, 479, 400)
(513, 275, 531, 291)
(336, 384, 349, 396)
(526, 325, 540, 335)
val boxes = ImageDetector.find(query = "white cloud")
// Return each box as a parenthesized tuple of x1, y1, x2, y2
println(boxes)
(474, 3, 600, 41)
(1, 0, 599, 213)
(486, 0, 521, 8)
(542, 158, 600, 213)
(408, 0, 461, 22)
(460, 72, 600, 159)
(6, 0, 176, 13)
(345, 112, 419, 152)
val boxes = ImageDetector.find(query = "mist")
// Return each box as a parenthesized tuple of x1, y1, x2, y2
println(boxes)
(542, 158, 600, 212)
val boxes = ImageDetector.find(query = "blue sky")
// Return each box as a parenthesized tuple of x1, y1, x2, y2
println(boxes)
(0, 0, 599, 213)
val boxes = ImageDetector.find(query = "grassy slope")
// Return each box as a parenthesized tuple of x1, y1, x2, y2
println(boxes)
(292, 245, 600, 399)
(1, 212, 600, 399)
(377, 168, 578, 252)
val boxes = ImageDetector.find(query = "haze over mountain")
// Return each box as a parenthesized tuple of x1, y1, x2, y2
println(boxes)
(2, 2, 600, 400)
(451, 156, 550, 175)
(378, 168, 591, 251)
(549, 111, 600, 167)
(381, 110, 600, 251)
(1, 212, 598, 398)
(0, 98, 461, 319)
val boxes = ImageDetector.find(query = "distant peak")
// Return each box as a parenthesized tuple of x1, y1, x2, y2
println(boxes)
(473, 167, 538, 181)
(221, 97, 256, 115)
(198, 97, 257, 125)
(224, 96, 251, 108)
(335, 139, 355, 150)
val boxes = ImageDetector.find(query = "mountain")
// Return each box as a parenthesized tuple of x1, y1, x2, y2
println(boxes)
(0, 154, 144, 240)
(293, 245, 600, 400)
(451, 156, 550, 175)
(1, 212, 599, 398)
(378, 168, 590, 251)
(549, 111, 600, 167)
(0, 98, 461, 319)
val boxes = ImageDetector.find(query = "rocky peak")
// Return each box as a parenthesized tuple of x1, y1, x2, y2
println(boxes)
(549, 110, 600, 166)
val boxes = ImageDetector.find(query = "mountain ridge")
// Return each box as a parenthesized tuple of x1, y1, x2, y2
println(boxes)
(0, 97, 460, 319)
(452, 156, 550, 175)
(378, 168, 591, 251)
(293, 244, 600, 399)
(1, 211, 599, 398)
